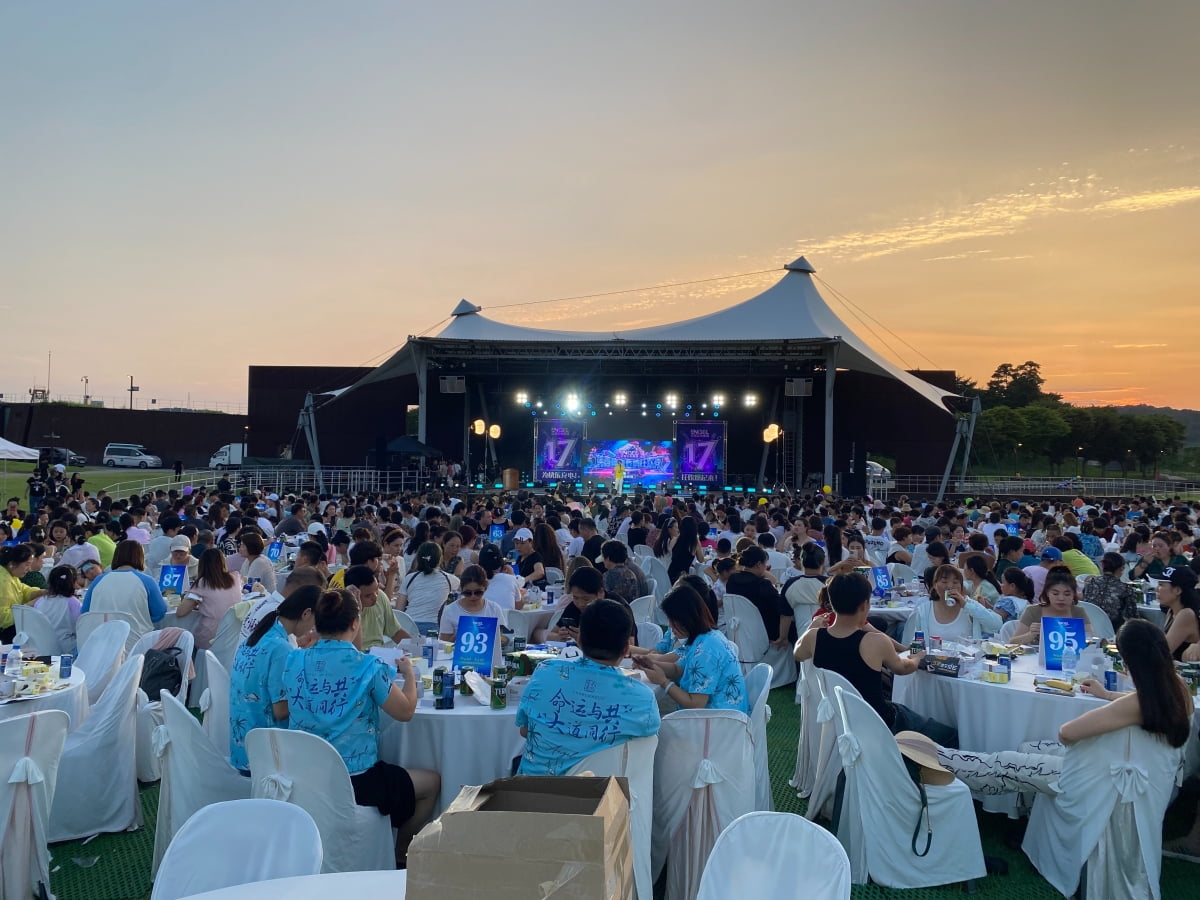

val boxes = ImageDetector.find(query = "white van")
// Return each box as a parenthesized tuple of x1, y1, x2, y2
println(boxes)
(208, 444, 245, 470)
(103, 443, 163, 468)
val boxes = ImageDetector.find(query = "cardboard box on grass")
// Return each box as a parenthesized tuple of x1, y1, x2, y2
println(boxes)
(407, 775, 633, 900)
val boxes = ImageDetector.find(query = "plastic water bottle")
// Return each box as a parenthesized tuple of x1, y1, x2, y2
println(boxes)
(4, 645, 22, 676)
(1062, 645, 1079, 678)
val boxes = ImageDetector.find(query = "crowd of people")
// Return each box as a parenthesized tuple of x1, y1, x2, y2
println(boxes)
(3, 474, 1200, 872)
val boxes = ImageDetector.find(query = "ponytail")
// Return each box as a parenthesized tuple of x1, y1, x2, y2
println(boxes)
(247, 584, 323, 647)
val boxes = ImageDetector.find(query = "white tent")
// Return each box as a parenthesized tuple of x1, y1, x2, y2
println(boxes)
(0, 437, 38, 462)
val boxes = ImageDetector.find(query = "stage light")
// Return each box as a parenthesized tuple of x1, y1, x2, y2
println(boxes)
(590, 411, 596, 416)
(608, 411, 613, 415)
(655, 412, 661, 417)
(535, 401, 543, 408)
(655, 403, 662, 410)
(712, 394, 724, 407)
(531, 411, 537, 417)
(516, 391, 528, 404)
(744, 393, 758, 407)
(665, 393, 678, 409)
(685, 412, 691, 418)
(471, 418, 486, 435)
(685, 404, 692, 410)
(641, 402, 647, 409)
(714, 412, 720, 418)
(762, 423, 781, 443)
(641, 411, 647, 416)
(488, 424, 501, 439)
(700, 403, 707, 409)
(614, 392, 627, 406)
(565, 392, 580, 411)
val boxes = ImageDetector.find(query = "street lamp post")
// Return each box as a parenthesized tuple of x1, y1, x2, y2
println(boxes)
(128, 375, 139, 410)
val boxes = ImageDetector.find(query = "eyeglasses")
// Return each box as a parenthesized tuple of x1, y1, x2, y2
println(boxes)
(460, 589, 486, 597)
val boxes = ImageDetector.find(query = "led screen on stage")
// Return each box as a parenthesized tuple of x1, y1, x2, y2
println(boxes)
(676, 421, 726, 487)
(535, 419, 583, 482)
(584, 440, 675, 485)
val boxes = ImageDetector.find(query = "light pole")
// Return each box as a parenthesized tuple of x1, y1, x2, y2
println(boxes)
(1076, 446, 1083, 477)
(128, 375, 139, 410)
(81, 376, 89, 406)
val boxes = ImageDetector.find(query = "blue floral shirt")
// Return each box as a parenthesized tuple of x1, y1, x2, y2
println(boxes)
(516, 656, 659, 776)
(677, 631, 749, 713)
(229, 620, 292, 771)
(284, 640, 393, 775)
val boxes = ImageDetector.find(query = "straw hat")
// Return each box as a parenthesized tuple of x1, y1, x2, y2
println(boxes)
(894, 731, 955, 786)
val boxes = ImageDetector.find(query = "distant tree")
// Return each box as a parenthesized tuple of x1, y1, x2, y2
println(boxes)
(1089, 407, 1130, 475)
(952, 374, 980, 397)
(982, 361, 1062, 409)
(1019, 406, 1070, 470)
(1127, 415, 1186, 476)
(1048, 406, 1095, 472)
(979, 406, 1028, 464)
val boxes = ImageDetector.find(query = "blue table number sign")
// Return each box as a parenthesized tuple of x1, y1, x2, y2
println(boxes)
(1004, 523, 1019, 536)
(870, 566, 893, 598)
(1040, 616, 1087, 671)
(158, 565, 187, 597)
(452, 615, 500, 676)
(266, 540, 284, 563)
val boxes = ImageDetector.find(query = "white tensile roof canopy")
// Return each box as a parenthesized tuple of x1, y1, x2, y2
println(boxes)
(344, 257, 957, 413)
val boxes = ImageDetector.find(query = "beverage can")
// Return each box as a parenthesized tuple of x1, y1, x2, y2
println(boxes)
(459, 666, 474, 695)
(441, 672, 456, 708)
(432, 667, 445, 696)
(1104, 669, 1118, 693)
(910, 631, 926, 655)
(59, 654, 73, 679)
(513, 635, 527, 652)
(490, 667, 508, 710)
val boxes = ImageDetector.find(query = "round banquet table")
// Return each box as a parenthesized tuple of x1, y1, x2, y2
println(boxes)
(379, 688, 525, 817)
(0, 661, 89, 730)
(1136, 602, 1166, 628)
(181, 870, 406, 899)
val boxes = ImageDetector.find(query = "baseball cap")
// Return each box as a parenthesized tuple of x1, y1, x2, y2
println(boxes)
(1040, 547, 1063, 562)
(307, 522, 327, 535)
(1023, 539, 1036, 553)
(1162, 567, 1198, 591)
(267, 493, 279, 501)
(169, 536, 192, 552)
(514, 527, 534, 541)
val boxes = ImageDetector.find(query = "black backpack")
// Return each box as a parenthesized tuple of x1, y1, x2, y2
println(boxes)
(140, 647, 184, 700)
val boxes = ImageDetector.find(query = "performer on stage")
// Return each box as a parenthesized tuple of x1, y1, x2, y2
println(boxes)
(613, 461, 625, 496)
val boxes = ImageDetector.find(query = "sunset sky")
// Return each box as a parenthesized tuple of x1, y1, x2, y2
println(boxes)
(3, 1, 1198, 411)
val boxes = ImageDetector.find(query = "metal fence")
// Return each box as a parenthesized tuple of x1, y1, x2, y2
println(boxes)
(871, 475, 1200, 501)
(100, 466, 426, 498)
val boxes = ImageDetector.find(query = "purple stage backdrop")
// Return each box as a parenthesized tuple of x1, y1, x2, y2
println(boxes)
(535, 419, 584, 482)
(676, 421, 726, 487)
(584, 440, 675, 485)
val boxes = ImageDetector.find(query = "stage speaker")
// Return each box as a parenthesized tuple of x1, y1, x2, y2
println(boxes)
(439, 376, 466, 394)
(785, 377, 813, 397)
(842, 442, 868, 497)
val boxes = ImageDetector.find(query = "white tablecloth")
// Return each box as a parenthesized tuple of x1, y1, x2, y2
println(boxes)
(1137, 602, 1166, 628)
(0, 665, 89, 729)
(869, 602, 918, 625)
(379, 650, 525, 816)
(182, 870, 407, 899)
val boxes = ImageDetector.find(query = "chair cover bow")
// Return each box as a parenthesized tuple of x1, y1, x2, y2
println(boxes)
(1109, 761, 1148, 802)
(837, 732, 862, 767)
(8, 756, 45, 785)
(152, 724, 172, 759)
(816, 696, 834, 724)
(693, 758, 725, 788)
(199, 688, 212, 715)
(257, 772, 294, 800)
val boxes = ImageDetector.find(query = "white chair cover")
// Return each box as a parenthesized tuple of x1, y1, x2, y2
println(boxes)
(133, 629, 197, 783)
(76, 610, 141, 654)
(151, 799, 321, 900)
(887, 563, 918, 586)
(644, 557, 671, 605)
(744, 663, 774, 812)
(834, 687, 986, 888)
(567, 735, 658, 900)
(48, 655, 146, 842)
(394, 609, 418, 640)
(652, 709, 756, 900)
(721, 594, 768, 674)
(199, 651, 232, 762)
(209, 606, 243, 674)
(544, 566, 565, 586)
(789, 660, 820, 798)
(0, 710, 69, 900)
(1076, 601, 1116, 641)
(696, 811, 851, 900)
(1023, 724, 1184, 900)
(245, 728, 394, 873)
(997, 619, 1020, 643)
(630, 595, 655, 625)
(634, 623, 661, 652)
(12, 605, 65, 657)
(763, 642, 796, 689)
(152, 692, 252, 877)
(73, 618, 130, 705)
(805, 668, 859, 822)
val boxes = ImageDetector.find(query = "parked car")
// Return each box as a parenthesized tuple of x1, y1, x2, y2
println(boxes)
(102, 443, 162, 468)
(208, 443, 245, 470)
(34, 446, 87, 467)
(866, 460, 892, 478)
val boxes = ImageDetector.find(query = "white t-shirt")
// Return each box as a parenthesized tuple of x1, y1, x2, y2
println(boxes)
(567, 536, 584, 559)
(484, 571, 523, 610)
(401, 570, 460, 625)
(439, 598, 505, 637)
(239, 592, 284, 640)
(863, 534, 890, 565)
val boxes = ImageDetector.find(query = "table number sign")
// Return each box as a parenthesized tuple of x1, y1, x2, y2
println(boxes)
(452, 615, 500, 676)
(870, 566, 893, 597)
(1004, 523, 1019, 536)
(1040, 616, 1086, 671)
(158, 565, 187, 598)
(266, 540, 284, 563)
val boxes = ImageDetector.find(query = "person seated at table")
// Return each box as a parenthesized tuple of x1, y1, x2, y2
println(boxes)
(1011, 568, 1093, 646)
(1157, 565, 1200, 661)
(228, 583, 321, 773)
(285, 588, 441, 867)
(396, 541, 459, 635)
(174, 548, 244, 649)
(1081, 551, 1139, 631)
(0, 543, 49, 642)
(1050, 535, 1100, 578)
(794, 572, 958, 746)
(439, 565, 506, 642)
(513, 526, 547, 589)
(827, 533, 869, 575)
(935, 620, 1192, 799)
(80, 539, 167, 638)
(478, 544, 522, 610)
(725, 546, 794, 649)
(910, 565, 1002, 641)
(344, 564, 408, 650)
(702, 537, 734, 582)
(536, 565, 605, 643)
(633, 584, 750, 713)
(962, 555, 1003, 609)
(517, 598, 659, 775)
(600, 540, 650, 603)
(1129, 531, 1189, 581)
(782, 544, 827, 622)
(34, 564, 82, 652)
(995, 567, 1035, 623)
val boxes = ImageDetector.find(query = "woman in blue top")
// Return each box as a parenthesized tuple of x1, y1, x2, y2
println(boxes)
(634, 584, 749, 713)
(284, 589, 440, 867)
(228, 584, 320, 773)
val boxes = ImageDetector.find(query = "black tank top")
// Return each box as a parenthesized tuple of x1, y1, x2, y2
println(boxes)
(813, 627, 895, 728)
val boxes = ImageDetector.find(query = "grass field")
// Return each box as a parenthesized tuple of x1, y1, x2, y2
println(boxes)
(0, 466, 199, 511)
